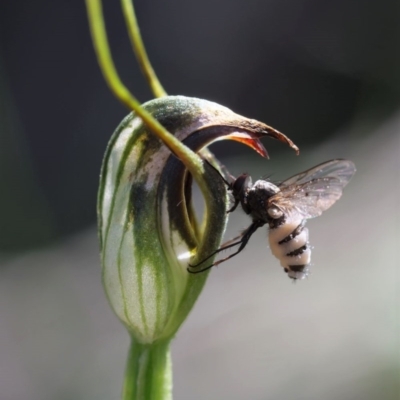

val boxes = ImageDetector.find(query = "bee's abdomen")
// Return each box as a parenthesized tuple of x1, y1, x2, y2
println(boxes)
(268, 215, 311, 279)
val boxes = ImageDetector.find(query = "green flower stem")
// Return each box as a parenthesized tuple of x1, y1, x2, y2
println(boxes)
(85, 0, 211, 229)
(120, 0, 167, 98)
(123, 337, 172, 400)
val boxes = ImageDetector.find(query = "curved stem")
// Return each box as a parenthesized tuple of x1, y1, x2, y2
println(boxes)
(123, 337, 172, 400)
(85, 0, 209, 195)
(120, 0, 167, 98)
(85, 0, 135, 110)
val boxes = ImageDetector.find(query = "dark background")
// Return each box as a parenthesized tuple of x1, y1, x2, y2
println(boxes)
(0, 1, 399, 400)
(1, 0, 398, 251)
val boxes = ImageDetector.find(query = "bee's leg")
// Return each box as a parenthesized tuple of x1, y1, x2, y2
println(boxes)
(187, 221, 262, 274)
(187, 233, 245, 269)
(227, 199, 240, 213)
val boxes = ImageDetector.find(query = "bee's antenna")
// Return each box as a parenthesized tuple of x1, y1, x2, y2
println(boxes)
(203, 159, 232, 188)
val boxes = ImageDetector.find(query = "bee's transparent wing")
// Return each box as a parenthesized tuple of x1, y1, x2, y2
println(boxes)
(270, 159, 356, 219)
(279, 159, 356, 187)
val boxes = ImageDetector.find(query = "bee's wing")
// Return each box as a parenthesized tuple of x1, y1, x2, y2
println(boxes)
(270, 159, 356, 219)
(279, 159, 356, 187)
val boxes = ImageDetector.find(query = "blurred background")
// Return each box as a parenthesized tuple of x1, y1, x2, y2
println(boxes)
(0, 0, 399, 399)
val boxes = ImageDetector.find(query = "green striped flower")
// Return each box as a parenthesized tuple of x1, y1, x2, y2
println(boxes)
(97, 95, 298, 344)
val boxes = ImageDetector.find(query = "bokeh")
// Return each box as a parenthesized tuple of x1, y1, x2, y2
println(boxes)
(0, 0, 399, 399)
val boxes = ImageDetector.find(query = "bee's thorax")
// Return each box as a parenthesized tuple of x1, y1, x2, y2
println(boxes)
(245, 179, 280, 221)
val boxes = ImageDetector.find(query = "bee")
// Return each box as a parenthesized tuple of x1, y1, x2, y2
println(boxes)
(188, 159, 356, 279)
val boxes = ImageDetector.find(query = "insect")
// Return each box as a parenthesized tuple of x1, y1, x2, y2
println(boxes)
(188, 159, 356, 279)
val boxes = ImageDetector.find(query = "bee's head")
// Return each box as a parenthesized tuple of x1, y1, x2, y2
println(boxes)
(230, 174, 252, 213)
(231, 174, 251, 195)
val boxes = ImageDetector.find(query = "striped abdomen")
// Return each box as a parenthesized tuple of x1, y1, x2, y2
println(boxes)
(268, 214, 311, 280)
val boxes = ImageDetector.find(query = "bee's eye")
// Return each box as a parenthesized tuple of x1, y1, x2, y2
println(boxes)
(267, 206, 283, 219)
